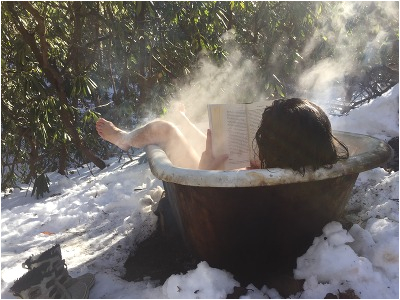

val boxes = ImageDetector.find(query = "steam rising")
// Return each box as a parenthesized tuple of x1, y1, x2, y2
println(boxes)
(297, 2, 398, 106)
(165, 31, 262, 126)
(162, 31, 264, 153)
(163, 2, 396, 123)
(156, 2, 397, 155)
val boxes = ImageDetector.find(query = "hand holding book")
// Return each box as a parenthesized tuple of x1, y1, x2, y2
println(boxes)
(198, 129, 229, 170)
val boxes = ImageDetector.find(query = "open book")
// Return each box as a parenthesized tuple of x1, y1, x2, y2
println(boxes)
(207, 100, 273, 170)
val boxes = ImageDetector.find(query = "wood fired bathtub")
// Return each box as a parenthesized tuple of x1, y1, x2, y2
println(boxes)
(145, 131, 392, 277)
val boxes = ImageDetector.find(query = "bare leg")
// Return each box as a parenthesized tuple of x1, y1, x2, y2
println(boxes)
(163, 102, 207, 156)
(96, 118, 200, 169)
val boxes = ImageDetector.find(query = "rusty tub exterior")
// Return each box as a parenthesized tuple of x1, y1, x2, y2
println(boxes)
(145, 132, 392, 276)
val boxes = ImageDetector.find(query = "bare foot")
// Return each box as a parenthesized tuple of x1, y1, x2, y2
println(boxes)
(96, 118, 131, 151)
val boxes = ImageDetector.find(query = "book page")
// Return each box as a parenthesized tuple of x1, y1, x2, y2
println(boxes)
(208, 104, 249, 170)
(208, 104, 227, 160)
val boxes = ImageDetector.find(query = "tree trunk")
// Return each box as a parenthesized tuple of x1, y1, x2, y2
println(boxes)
(137, 1, 148, 112)
(58, 141, 68, 175)
(25, 134, 39, 184)
(7, 2, 106, 171)
(58, 103, 106, 170)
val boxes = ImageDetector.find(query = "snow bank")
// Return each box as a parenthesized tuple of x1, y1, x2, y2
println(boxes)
(1, 85, 398, 299)
(294, 221, 398, 298)
(330, 84, 399, 141)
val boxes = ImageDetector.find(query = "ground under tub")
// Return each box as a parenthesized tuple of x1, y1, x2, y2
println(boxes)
(145, 131, 392, 279)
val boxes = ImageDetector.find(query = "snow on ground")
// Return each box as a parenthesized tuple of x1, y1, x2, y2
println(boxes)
(1, 85, 399, 299)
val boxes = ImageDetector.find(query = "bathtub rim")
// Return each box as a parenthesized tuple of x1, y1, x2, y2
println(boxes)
(145, 131, 392, 187)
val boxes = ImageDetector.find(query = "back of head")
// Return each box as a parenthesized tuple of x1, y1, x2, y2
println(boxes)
(255, 98, 348, 174)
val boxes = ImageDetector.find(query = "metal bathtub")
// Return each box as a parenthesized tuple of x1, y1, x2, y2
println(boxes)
(145, 131, 392, 277)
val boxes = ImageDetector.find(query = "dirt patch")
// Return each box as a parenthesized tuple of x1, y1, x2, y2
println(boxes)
(123, 196, 304, 298)
(385, 136, 399, 172)
(123, 195, 200, 284)
(123, 225, 200, 284)
(325, 289, 360, 299)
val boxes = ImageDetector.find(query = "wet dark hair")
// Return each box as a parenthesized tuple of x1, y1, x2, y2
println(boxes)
(255, 98, 349, 174)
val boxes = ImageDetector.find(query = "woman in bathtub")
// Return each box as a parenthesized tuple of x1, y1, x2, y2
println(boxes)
(96, 98, 349, 172)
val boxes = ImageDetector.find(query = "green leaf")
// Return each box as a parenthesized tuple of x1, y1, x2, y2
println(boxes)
(136, 1, 142, 15)
(276, 84, 285, 97)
